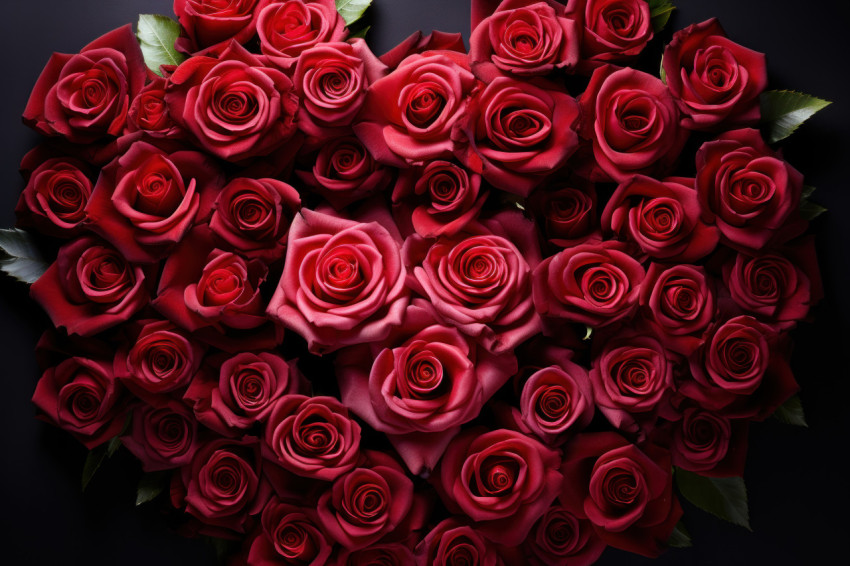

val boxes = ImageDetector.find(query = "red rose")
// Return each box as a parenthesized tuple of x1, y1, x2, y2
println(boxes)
(527, 181, 599, 248)
(669, 406, 748, 477)
(335, 544, 415, 566)
(266, 207, 409, 354)
(30, 236, 150, 336)
(166, 43, 299, 162)
(404, 211, 542, 353)
(639, 263, 716, 355)
(85, 140, 223, 263)
(263, 395, 361, 481)
(579, 66, 688, 182)
(379, 30, 467, 70)
(121, 398, 200, 472)
(520, 363, 594, 446)
(354, 50, 479, 167)
(461, 76, 580, 196)
(469, 0, 580, 79)
(567, 0, 653, 68)
(560, 432, 681, 557)
(602, 175, 719, 262)
(247, 498, 333, 565)
(22, 25, 146, 143)
(435, 428, 562, 546)
(522, 503, 606, 566)
(532, 240, 644, 328)
(317, 451, 414, 550)
(127, 76, 182, 138)
(257, 0, 348, 70)
(663, 19, 768, 130)
(209, 177, 301, 262)
(174, 0, 262, 55)
(415, 518, 504, 566)
(696, 129, 804, 250)
(32, 356, 125, 449)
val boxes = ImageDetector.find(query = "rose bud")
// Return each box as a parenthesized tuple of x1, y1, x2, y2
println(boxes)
(520, 363, 595, 446)
(174, 0, 263, 55)
(567, 0, 654, 69)
(415, 518, 504, 566)
(121, 398, 200, 472)
(247, 498, 333, 565)
(257, 0, 348, 70)
(521, 502, 606, 566)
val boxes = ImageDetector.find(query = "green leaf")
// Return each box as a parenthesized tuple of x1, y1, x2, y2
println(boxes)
(106, 436, 122, 458)
(137, 14, 186, 77)
(667, 520, 693, 548)
(675, 468, 751, 530)
(204, 537, 237, 562)
(800, 200, 827, 221)
(336, 0, 372, 26)
(81, 444, 110, 492)
(648, 0, 676, 32)
(773, 395, 808, 427)
(582, 326, 593, 341)
(349, 25, 371, 39)
(0, 228, 48, 284)
(760, 90, 832, 144)
(659, 54, 667, 84)
(136, 471, 169, 506)
(801, 185, 816, 200)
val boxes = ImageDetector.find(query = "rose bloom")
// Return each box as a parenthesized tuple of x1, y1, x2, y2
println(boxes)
(435, 428, 562, 546)
(469, 0, 580, 79)
(664, 18, 768, 130)
(335, 543, 415, 566)
(267, 207, 408, 354)
(527, 180, 598, 248)
(521, 502, 606, 566)
(560, 432, 681, 557)
(85, 140, 223, 263)
(415, 518, 503, 566)
(257, 0, 348, 70)
(696, 128, 805, 250)
(354, 50, 479, 167)
(32, 356, 125, 449)
(520, 363, 595, 446)
(23, 25, 146, 143)
(174, 0, 262, 55)
(602, 175, 719, 262)
(127, 76, 182, 138)
(30, 235, 150, 336)
(247, 498, 333, 566)
(670, 406, 748, 478)
(379, 30, 467, 70)
(166, 43, 299, 162)
(579, 66, 688, 182)
(121, 398, 200, 472)
(568, 0, 653, 68)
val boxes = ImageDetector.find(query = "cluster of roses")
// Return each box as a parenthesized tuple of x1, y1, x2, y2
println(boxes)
(17, 0, 821, 564)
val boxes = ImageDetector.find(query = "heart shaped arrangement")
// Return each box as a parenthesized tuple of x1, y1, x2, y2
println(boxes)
(2, 0, 831, 564)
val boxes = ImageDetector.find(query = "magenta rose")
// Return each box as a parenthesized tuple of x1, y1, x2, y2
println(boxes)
(263, 395, 361, 481)
(568, 0, 653, 68)
(317, 451, 414, 550)
(22, 25, 146, 143)
(166, 43, 299, 162)
(532, 240, 644, 328)
(435, 428, 562, 546)
(267, 207, 408, 354)
(85, 140, 222, 263)
(579, 66, 688, 182)
(247, 498, 333, 566)
(415, 518, 504, 566)
(354, 50, 479, 167)
(405, 211, 542, 353)
(208, 177, 301, 262)
(663, 18, 768, 130)
(30, 236, 150, 336)
(257, 0, 348, 70)
(520, 363, 595, 446)
(174, 0, 262, 55)
(127, 76, 182, 138)
(669, 406, 748, 478)
(32, 356, 125, 449)
(528, 181, 599, 248)
(602, 175, 719, 262)
(522, 503, 606, 566)
(121, 398, 200, 472)
(469, 0, 580, 79)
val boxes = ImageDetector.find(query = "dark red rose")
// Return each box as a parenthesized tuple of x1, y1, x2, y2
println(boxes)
(335, 543, 415, 566)
(404, 211, 542, 353)
(696, 128, 805, 250)
(354, 50, 479, 167)
(263, 395, 361, 481)
(560, 432, 681, 557)
(469, 0, 580, 79)
(568, 0, 653, 69)
(174, 0, 262, 55)
(266, 207, 408, 355)
(392, 160, 487, 238)
(663, 19, 768, 130)
(85, 140, 223, 263)
(522, 502, 606, 566)
(520, 363, 594, 446)
(166, 43, 299, 162)
(128, 76, 182, 138)
(669, 406, 748, 477)
(532, 240, 644, 328)
(579, 65, 687, 182)
(247, 498, 333, 565)
(31, 236, 150, 336)
(297, 135, 394, 210)
(602, 175, 719, 262)
(415, 518, 504, 566)
(32, 356, 125, 449)
(379, 30, 467, 71)
(257, 0, 348, 70)
(435, 428, 562, 546)
(22, 25, 146, 143)
(16, 150, 93, 237)
(185, 352, 307, 435)
(121, 398, 200, 472)
(317, 451, 414, 550)
(209, 177, 301, 262)
(528, 181, 599, 248)
(639, 263, 716, 355)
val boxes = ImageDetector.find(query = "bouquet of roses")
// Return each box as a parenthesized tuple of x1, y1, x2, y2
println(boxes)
(0, 0, 830, 564)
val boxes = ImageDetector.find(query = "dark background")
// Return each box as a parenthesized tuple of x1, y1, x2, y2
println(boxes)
(1, 1, 848, 564)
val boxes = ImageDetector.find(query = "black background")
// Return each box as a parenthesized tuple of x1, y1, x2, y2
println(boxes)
(2, 1, 848, 564)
